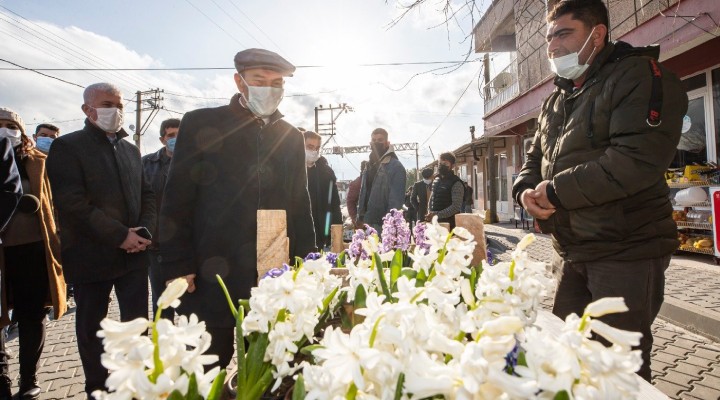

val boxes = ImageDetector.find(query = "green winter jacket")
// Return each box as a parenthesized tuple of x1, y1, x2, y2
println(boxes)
(512, 41, 688, 262)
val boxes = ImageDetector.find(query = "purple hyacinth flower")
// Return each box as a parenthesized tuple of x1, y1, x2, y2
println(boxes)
(262, 263, 291, 279)
(325, 252, 339, 267)
(349, 225, 377, 260)
(381, 209, 411, 253)
(305, 252, 323, 261)
(413, 222, 431, 255)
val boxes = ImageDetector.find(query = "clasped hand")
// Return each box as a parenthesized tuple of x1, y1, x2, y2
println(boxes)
(520, 180, 556, 220)
(119, 227, 152, 253)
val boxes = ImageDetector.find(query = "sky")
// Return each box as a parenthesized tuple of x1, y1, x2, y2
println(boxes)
(0, 0, 496, 180)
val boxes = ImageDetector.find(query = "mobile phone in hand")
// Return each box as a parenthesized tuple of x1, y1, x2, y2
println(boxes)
(136, 227, 152, 240)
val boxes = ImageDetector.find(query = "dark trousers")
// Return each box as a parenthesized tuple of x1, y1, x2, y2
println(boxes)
(551, 251, 670, 382)
(205, 326, 235, 372)
(149, 250, 174, 321)
(2, 241, 50, 382)
(74, 266, 148, 395)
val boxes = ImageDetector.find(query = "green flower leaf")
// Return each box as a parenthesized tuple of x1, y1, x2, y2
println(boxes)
(292, 374, 306, 400)
(205, 369, 227, 400)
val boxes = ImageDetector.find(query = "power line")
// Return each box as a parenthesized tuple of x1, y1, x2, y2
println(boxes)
(419, 65, 481, 147)
(183, 0, 247, 47)
(0, 7, 151, 92)
(0, 58, 85, 88)
(224, 0, 286, 53)
(207, 0, 266, 47)
(0, 60, 477, 71)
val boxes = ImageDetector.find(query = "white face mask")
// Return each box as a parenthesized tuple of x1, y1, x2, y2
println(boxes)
(92, 107, 123, 133)
(549, 26, 597, 81)
(305, 149, 320, 164)
(0, 127, 22, 147)
(238, 74, 284, 118)
(423, 178, 432, 185)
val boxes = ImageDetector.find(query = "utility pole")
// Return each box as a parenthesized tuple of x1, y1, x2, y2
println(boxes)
(314, 103, 353, 146)
(133, 89, 164, 153)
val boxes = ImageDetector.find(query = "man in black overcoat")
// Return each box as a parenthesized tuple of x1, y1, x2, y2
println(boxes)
(46, 83, 155, 397)
(158, 49, 316, 369)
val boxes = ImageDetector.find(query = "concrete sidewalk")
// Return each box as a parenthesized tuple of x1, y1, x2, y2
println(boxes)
(484, 223, 720, 400)
(2, 224, 720, 399)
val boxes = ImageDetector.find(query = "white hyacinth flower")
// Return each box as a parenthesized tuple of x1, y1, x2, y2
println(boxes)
(157, 277, 188, 310)
(584, 297, 630, 318)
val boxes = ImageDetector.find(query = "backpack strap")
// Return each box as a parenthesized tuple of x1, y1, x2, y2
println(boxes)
(647, 58, 663, 127)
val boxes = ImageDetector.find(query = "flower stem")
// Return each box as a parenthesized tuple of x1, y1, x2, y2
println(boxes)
(216, 274, 238, 318)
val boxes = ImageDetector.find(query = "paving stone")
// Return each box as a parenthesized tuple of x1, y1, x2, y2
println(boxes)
(660, 370, 695, 389)
(672, 361, 709, 378)
(692, 347, 720, 361)
(672, 338, 702, 351)
(686, 382, 720, 400)
(654, 379, 691, 398)
(655, 329, 680, 340)
(663, 345, 694, 358)
(683, 354, 717, 369)
(697, 373, 720, 389)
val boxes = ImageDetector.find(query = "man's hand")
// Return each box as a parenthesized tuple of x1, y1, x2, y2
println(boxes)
(533, 180, 556, 210)
(424, 212, 436, 222)
(354, 219, 365, 230)
(167, 274, 196, 293)
(520, 189, 556, 220)
(119, 228, 152, 253)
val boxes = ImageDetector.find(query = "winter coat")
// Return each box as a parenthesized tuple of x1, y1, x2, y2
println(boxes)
(158, 95, 316, 328)
(410, 180, 431, 223)
(1, 147, 66, 326)
(142, 148, 172, 243)
(512, 41, 687, 262)
(347, 175, 362, 223)
(46, 121, 156, 284)
(357, 151, 406, 226)
(0, 137, 21, 235)
(307, 156, 342, 249)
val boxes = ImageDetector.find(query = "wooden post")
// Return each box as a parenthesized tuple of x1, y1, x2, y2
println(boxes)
(331, 224, 344, 253)
(455, 213, 487, 267)
(256, 210, 289, 281)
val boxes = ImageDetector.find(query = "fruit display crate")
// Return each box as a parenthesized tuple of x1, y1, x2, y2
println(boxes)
(668, 181, 711, 188)
(676, 221, 713, 230)
(677, 245, 715, 255)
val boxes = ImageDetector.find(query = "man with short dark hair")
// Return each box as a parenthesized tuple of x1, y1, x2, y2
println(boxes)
(357, 128, 406, 233)
(142, 118, 180, 319)
(410, 167, 434, 225)
(33, 124, 60, 154)
(426, 152, 463, 229)
(47, 82, 155, 396)
(512, 0, 687, 381)
(158, 49, 315, 371)
(304, 130, 342, 249)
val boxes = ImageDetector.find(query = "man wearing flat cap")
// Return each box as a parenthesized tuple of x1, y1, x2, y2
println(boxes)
(158, 48, 316, 369)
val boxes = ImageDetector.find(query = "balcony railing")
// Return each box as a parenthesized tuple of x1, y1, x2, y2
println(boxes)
(483, 59, 519, 114)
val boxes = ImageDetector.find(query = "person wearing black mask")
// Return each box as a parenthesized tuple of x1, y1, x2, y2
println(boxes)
(304, 130, 342, 250)
(426, 152, 464, 229)
(410, 167, 434, 226)
(357, 128, 406, 233)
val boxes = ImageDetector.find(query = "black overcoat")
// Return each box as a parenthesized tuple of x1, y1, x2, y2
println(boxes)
(46, 121, 156, 284)
(158, 95, 316, 328)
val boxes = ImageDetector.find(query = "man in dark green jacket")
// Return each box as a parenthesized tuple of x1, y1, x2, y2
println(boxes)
(512, 0, 687, 382)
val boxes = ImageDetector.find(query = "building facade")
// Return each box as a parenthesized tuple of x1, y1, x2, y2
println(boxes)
(459, 0, 720, 223)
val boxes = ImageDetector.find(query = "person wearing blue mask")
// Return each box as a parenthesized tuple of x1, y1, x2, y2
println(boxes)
(141, 118, 180, 320)
(32, 124, 60, 154)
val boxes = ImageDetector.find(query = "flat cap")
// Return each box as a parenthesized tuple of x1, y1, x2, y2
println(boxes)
(0, 107, 25, 135)
(234, 48, 295, 77)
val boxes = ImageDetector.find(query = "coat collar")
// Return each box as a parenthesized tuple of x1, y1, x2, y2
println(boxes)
(228, 93, 284, 127)
(83, 119, 129, 141)
(145, 147, 169, 162)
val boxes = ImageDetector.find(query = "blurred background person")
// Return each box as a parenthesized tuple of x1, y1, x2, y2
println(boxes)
(142, 118, 180, 320)
(32, 124, 60, 155)
(304, 130, 341, 250)
(346, 160, 367, 227)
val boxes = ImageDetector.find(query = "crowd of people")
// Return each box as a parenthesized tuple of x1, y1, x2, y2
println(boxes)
(0, 0, 688, 398)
